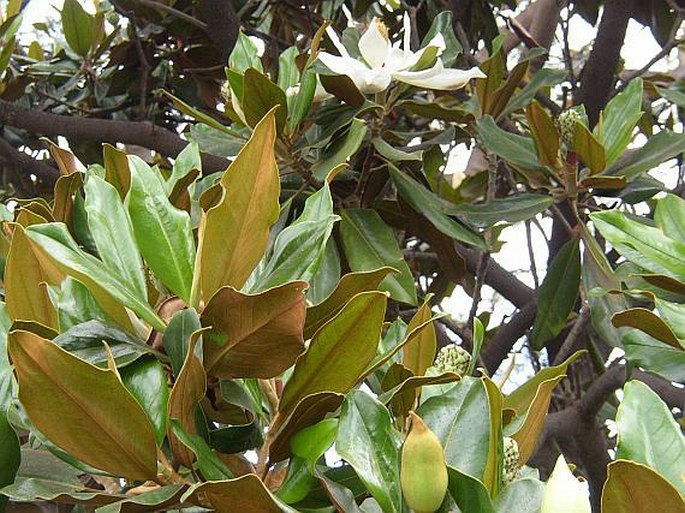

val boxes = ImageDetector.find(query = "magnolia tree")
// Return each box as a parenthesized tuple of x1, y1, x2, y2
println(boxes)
(0, 1, 684, 513)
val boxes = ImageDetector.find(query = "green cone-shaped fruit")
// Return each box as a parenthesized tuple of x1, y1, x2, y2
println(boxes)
(401, 411, 448, 513)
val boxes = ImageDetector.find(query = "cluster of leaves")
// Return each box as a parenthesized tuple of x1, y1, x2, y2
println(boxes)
(0, 0, 684, 512)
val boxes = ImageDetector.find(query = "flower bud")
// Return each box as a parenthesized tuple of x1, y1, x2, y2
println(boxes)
(556, 109, 582, 147)
(503, 436, 520, 484)
(541, 455, 591, 513)
(433, 345, 471, 376)
(401, 411, 448, 513)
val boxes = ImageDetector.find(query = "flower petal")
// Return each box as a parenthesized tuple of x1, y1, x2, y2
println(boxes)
(325, 26, 351, 58)
(358, 18, 390, 69)
(318, 52, 369, 75)
(541, 455, 591, 513)
(393, 61, 486, 90)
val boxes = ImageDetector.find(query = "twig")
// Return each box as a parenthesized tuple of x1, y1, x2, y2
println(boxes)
(525, 220, 540, 288)
(138, 0, 208, 29)
(553, 304, 590, 365)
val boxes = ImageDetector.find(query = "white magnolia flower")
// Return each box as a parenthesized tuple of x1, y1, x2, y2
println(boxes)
(541, 455, 591, 513)
(317, 13, 485, 93)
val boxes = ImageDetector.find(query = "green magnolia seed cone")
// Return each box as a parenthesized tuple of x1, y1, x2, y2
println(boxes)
(401, 411, 448, 513)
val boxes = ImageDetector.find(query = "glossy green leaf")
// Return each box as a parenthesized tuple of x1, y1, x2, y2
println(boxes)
(279, 291, 386, 415)
(242, 68, 288, 133)
(443, 466, 494, 513)
(420, 11, 461, 66)
(8, 330, 158, 479)
(54, 277, 108, 332)
(419, 377, 491, 481)
(311, 118, 367, 181)
(290, 417, 338, 469)
(195, 110, 279, 303)
(493, 479, 545, 513)
(26, 223, 163, 331)
(477, 116, 544, 171)
(127, 156, 195, 303)
(0, 305, 11, 372)
(655, 193, 685, 241)
(276, 455, 317, 504)
(163, 308, 201, 378)
(96, 484, 186, 513)
(202, 281, 306, 379)
(84, 175, 147, 301)
(0, 373, 20, 512)
(158, 90, 242, 138)
(52, 320, 156, 368)
(591, 210, 685, 281)
(61, 0, 93, 56)
(307, 240, 341, 304)
(388, 165, 486, 249)
(601, 460, 685, 513)
(532, 238, 581, 349)
(574, 122, 606, 174)
(121, 357, 169, 446)
(599, 78, 643, 165)
(305, 267, 395, 339)
(603, 129, 685, 180)
(252, 182, 338, 292)
(269, 392, 344, 463)
(336, 390, 402, 513)
(340, 209, 416, 305)
(167, 142, 201, 195)
(170, 420, 233, 481)
(616, 380, 685, 496)
(446, 194, 552, 229)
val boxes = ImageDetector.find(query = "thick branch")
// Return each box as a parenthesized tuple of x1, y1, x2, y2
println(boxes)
(481, 301, 537, 374)
(0, 100, 229, 174)
(575, 0, 633, 126)
(0, 137, 59, 182)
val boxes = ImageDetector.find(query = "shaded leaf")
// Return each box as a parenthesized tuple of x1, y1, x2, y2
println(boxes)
(168, 332, 206, 468)
(532, 238, 581, 349)
(340, 209, 416, 305)
(446, 194, 552, 229)
(493, 479, 544, 513)
(170, 420, 233, 481)
(242, 68, 288, 133)
(163, 308, 201, 378)
(443, 466, 494, 513)
(526, 101, 559, 167)
(388, 165, 486, 250)
(602, 129, 685, 181)
(61, 0, 92, 56)
(96, 485, 186, 513)
(599, 78, 643, 165)
(270, 392, 344, 463)
(477, 116, 544, 171)
(120, 357, 169, 446)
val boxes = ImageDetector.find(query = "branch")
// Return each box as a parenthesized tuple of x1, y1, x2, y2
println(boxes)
(0, 136, 59, 183)
(0, 100, 229, 173)
(481, 301, 538, 374)
(575, 0, 634, 126)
